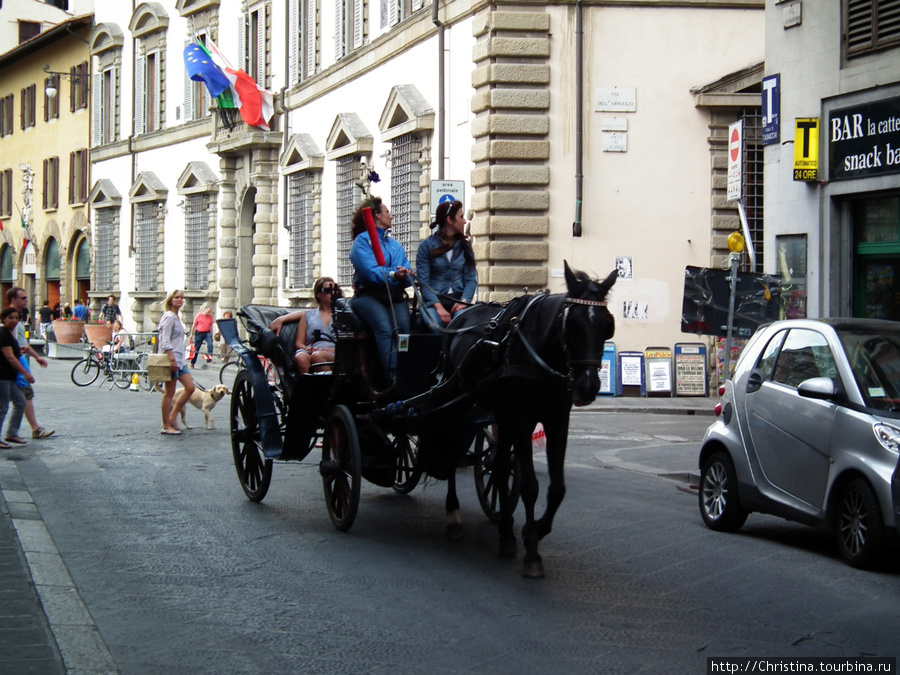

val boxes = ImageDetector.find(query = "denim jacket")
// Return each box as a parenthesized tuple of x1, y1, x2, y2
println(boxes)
(350, 228, 411, 292)
(415, 233, 477, 308)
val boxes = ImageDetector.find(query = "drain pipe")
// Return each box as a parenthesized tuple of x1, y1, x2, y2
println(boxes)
(433, 0, 445, 180)
(573, 0, 584, 237)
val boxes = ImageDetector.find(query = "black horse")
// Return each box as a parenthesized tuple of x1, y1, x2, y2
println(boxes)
(419, 262, 617, 578)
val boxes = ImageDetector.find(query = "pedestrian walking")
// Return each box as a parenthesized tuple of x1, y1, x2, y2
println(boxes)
(0, 307, 34, 449)
(158, 290, 195, 435)
(189, 306, 215, 368)
(72, 299, 87, 320)
(38, 300, 53, 339)
(5, 288, 54, 441)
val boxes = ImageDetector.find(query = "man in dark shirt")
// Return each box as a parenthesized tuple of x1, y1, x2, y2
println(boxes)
(38, 300, 54, 338)
(101, 295, 123, 325)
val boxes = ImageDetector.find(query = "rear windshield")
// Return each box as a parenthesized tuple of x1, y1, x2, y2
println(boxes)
(838, 327, 900, 412)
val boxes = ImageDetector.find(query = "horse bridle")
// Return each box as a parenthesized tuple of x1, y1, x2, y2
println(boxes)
(507, 295, 609, 384)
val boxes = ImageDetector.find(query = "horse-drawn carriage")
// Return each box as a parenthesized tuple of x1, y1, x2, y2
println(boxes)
(219, 263, 617, 577)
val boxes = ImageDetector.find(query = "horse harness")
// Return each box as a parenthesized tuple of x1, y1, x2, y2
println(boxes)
(457, 292, 609, 392)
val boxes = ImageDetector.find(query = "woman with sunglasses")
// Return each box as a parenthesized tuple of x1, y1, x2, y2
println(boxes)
(269, 277, 342, 374)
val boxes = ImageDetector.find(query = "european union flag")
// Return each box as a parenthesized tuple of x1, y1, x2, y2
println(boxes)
(184, 43, 230, 98)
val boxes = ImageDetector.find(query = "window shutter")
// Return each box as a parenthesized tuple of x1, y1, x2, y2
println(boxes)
(42, 159, 48, 210)
(50, 158, 58, 209)
(353, 0, 363, 49)
(111, 67, 118, 141)
(154, 54, 162, 131)
(184, 66, 194, 123)
(92, 73, 102, 146)
(70, 67, 76, 113)
(389, 0, 400, 27)
(68, 152, 75, 205)
(43, 81, 49, 122)
(134, 55, 145, 135)
(307, 0, 316, 76)
(335, 0, 345, 59)
(258, 6, 266, 86)
(80, 150, 88, 203)
(238, 14, 247, 72)
(289, 0, 300, 85)
(20, 90, 25, 130)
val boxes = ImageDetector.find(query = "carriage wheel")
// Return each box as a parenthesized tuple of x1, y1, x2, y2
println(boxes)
(473, 424, 520, 523)
(321, 405, 361, 531)
(392, 434, 422, 494)
(230, 369, 273, 502)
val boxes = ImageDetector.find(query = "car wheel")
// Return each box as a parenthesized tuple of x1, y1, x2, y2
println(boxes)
(699, 451, 749, 532)
(836, 477, 885, 569)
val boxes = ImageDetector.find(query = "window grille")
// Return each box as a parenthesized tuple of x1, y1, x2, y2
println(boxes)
(135, 202, 159, 291)
(185, 193, 209, 290)
(740, 109, 764, 272)
(287, 172, 315, 289)
(389, 133, 422, 253)
(94, 207, 117, 291)
(336, 156, 357, 287)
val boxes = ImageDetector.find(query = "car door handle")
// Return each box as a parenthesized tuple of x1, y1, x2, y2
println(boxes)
(746, 370, 764, 393)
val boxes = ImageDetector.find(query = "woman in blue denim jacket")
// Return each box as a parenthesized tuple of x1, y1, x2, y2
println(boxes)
(349, 197, 412, 379)
(416, 200, 477, 330)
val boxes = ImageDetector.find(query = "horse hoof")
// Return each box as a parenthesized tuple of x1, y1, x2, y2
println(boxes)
(498, 539, 517, 558)
(522, 561, 545, 579)
(446, 523, 463, 540)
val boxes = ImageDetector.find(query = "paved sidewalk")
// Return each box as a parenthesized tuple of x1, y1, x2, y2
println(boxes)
(0, 472, 65, 674)
(0, 354, 716, 674)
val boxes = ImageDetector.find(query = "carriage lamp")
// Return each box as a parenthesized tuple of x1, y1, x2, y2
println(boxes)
(42, 64, 89, 99)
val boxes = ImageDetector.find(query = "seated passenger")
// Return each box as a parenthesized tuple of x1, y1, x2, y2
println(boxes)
(269, 277, 341, 374)
(348, 196, 412, 379)
(416, 199, 477, 331)
(102, 320, 129, 356)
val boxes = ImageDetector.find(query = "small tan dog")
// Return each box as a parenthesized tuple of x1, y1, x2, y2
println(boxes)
(170, 384, 230, 430)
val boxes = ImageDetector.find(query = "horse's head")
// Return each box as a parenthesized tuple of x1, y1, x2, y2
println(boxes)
(562, 261, 617, 406)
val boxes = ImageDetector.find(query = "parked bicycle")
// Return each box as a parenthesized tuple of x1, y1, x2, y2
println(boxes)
(70, 341, 154, 390)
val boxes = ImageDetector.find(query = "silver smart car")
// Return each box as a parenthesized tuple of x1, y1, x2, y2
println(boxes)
(698, 318, 900, 569)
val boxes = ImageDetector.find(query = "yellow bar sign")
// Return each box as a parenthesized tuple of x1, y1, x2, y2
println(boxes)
(793, 118, 819, 181)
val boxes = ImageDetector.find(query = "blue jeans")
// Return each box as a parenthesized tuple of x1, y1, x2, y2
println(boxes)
(351, 294, 410, 377)
(192, 331, 213, 364)
(0, 379, 26, 439)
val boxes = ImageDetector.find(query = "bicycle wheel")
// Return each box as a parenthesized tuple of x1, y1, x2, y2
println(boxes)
(71, 358, 101, 386)
(220, 359, 242, 386)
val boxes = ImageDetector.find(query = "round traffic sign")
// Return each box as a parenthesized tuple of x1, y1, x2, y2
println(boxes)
(730, 128, 740, 161)
(438, 194, 455, 205)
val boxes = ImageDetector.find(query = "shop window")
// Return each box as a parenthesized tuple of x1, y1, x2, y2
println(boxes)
(776, 234, 807, 319)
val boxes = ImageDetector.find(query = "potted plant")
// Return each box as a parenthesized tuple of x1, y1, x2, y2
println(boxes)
(84, 320, 112, 349)
(51, 317, 86, 344)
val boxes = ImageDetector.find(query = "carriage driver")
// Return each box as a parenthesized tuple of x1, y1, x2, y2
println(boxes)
(349, 196, 413, 379)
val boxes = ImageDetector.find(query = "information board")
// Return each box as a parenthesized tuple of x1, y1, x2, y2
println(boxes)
(617, 351, 645, 396)
(644, 347, 673, 396)
(674, 342, 707, 397)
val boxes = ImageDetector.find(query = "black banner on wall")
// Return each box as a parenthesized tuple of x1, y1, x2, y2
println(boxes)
(829, 97, 900, 181)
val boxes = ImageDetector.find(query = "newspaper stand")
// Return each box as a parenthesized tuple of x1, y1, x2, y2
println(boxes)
(644, 346, 673, 398)
(674, 342, 708, 397)
(616, 351, 645, 397)
(597, 341, 616, 396)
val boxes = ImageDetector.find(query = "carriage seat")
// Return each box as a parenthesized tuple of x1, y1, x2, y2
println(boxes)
(333, 297, 367, 337)
(238, 305, 300, 371)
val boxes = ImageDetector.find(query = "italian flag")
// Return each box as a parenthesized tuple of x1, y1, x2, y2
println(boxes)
(197, 39, 274, 131)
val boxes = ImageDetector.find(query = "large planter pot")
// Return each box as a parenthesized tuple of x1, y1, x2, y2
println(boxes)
(84, 323, 112, 349)
(51, 320, 85, 344)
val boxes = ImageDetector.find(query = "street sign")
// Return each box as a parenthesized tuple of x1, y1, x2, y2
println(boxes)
(430, 180, 465, 212)
(793, 118, 819, 181)
(727, 120, 742, 201)
(762, 74, 780, 145)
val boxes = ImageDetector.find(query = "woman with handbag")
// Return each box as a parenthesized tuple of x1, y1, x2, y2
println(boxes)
(157, 290, 195, 435)
(349, 197, 412, 380)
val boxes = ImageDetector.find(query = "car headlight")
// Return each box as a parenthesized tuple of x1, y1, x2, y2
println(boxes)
(873, 422, 900, 454)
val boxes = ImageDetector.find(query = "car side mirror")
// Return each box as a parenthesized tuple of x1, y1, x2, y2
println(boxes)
(797, 376, 839, 401)
(746, 369, 765, 393)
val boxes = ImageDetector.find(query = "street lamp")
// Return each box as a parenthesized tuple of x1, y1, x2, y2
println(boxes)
(42, 64, 88, 99)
